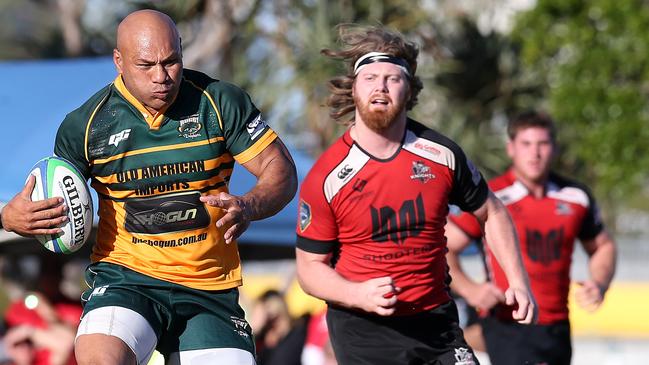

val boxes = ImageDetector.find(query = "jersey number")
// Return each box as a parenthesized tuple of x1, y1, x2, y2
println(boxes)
(371, 193, 425, 244)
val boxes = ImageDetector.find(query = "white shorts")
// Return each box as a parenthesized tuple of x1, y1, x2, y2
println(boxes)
(77, 306, 256, 365)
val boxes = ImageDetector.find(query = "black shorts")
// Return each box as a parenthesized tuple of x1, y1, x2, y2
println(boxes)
(481, 317, 571, 365)
(326, 300, 480, 365)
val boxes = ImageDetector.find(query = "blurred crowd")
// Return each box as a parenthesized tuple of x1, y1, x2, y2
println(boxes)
(248, 289, 336, 365)
(0, 256, 85, 365)
(0, 256, 336, 365)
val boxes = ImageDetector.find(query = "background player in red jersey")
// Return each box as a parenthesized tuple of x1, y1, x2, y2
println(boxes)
(294, 24, 536, 365)
(446, 110, 617, 365)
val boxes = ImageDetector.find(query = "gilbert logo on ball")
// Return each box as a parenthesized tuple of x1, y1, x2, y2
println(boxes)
(29, 156, 93, 253)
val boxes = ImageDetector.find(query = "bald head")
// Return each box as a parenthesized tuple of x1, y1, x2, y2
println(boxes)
(113, 10, 183, 115)
(116, 10, 180, 54)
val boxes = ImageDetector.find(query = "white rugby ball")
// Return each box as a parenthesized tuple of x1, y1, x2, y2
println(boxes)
(29, 156, 93, 254)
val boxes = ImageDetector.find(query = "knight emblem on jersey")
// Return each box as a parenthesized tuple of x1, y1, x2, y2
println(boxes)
(410, 161, 435, 183)
(555, 202, 573, 215)
(178, 114, 202, 139)
(453, 347, 475, 365)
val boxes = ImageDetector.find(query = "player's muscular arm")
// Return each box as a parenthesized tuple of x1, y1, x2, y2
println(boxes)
(296, 249, 400, 316)
(238, 138, 298, 219)
(445, 221, 505, 310)
(474, 191, 537, 324)
(576, 230, 617, 312)
(201, 139, 297, 243)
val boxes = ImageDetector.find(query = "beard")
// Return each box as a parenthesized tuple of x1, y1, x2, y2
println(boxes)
(354, 94, 406, 133)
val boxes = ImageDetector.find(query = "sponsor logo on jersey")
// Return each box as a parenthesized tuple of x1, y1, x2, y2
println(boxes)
(178, 114, 202, 138)
(410, 161, 435, 183)
(108, 128, 131, 147)
(337, 164, 354, 180)
(132, 232, 207, 248)
(526, 227, 564, 264)
(453, 347, 475, 365)
(413, 141, 441, 155)
(371, 193, 426, 244)
(363, 244, 434, 262)
(246, 114, 267, 140)
(298, 200, 312, 232)
(124, 192, 210, 234)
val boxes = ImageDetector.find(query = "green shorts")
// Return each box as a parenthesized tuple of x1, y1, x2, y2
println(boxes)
(81, 262, 255, 357)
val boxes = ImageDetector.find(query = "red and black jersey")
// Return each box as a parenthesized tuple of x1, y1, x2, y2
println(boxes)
(450, 169, 604, 324)
(296, 119, 489, 316)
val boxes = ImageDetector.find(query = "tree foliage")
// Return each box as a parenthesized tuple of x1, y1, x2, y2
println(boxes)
(511, 0, 649, 216)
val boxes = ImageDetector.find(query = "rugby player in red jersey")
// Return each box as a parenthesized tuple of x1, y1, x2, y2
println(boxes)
(294, 24, 536, 365)
(446, 110, 617, 365)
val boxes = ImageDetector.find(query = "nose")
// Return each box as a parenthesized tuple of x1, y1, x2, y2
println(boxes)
(151, 64, 168, 83)
(376, 79, 388, 93)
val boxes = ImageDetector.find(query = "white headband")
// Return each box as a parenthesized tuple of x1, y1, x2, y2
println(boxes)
(353, 52, 412, 76)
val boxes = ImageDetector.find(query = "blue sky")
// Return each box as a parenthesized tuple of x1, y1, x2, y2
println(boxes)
(0, 57, 116, 201)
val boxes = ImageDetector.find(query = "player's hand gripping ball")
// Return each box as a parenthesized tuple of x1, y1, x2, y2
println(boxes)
(28, 156, 93, 253)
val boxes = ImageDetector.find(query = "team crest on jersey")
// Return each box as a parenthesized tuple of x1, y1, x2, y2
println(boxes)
(246, 114, 267, 140)
(453, 347, 475, 365)
(410, 161, 435, 183)
(178, 114, 202, 138)
(298, 200, 312, 232)
(555, 202, 573, 215)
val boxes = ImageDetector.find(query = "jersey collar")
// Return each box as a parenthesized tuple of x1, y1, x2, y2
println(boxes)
(505, 168, 559, 197)
(113, 75, 169, 130)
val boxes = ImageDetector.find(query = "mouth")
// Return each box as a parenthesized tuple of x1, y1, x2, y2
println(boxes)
(152, 89, 172, 98)
(370, 97, 390, 105)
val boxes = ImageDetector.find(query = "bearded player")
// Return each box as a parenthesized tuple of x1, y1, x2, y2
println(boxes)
(294, 24, 537, 365)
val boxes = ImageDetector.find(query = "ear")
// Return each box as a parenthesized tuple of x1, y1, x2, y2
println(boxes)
(113, 48, 123, 74)
(506, 139, 515, 159)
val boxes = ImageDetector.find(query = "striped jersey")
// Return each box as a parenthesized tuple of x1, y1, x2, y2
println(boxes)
(296, 119, 489, 315)
(54, 69, 277, 290)
(449, 169, 604, 324)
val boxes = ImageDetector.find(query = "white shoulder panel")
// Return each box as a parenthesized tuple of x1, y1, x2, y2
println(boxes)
(402, 130, 456, 170)
(547, 185, 590, 208)
(494, 181, 528, 206)
(324, 145, 371, 203)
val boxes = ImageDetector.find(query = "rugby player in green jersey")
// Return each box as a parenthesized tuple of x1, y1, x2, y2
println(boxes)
(1, 9, 297, 365)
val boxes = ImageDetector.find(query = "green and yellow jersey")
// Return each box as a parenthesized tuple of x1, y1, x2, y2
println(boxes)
(54, 69, 277, 291)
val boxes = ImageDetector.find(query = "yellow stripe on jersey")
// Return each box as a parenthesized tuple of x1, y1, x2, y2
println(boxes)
(184, 79, 224, 131)
(113, 75, 169, 130)
(93, 156, 234, 185)
(84, 91, 111, 163)
(91, 136, 225, 166)
(234, 129, 277, 164)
